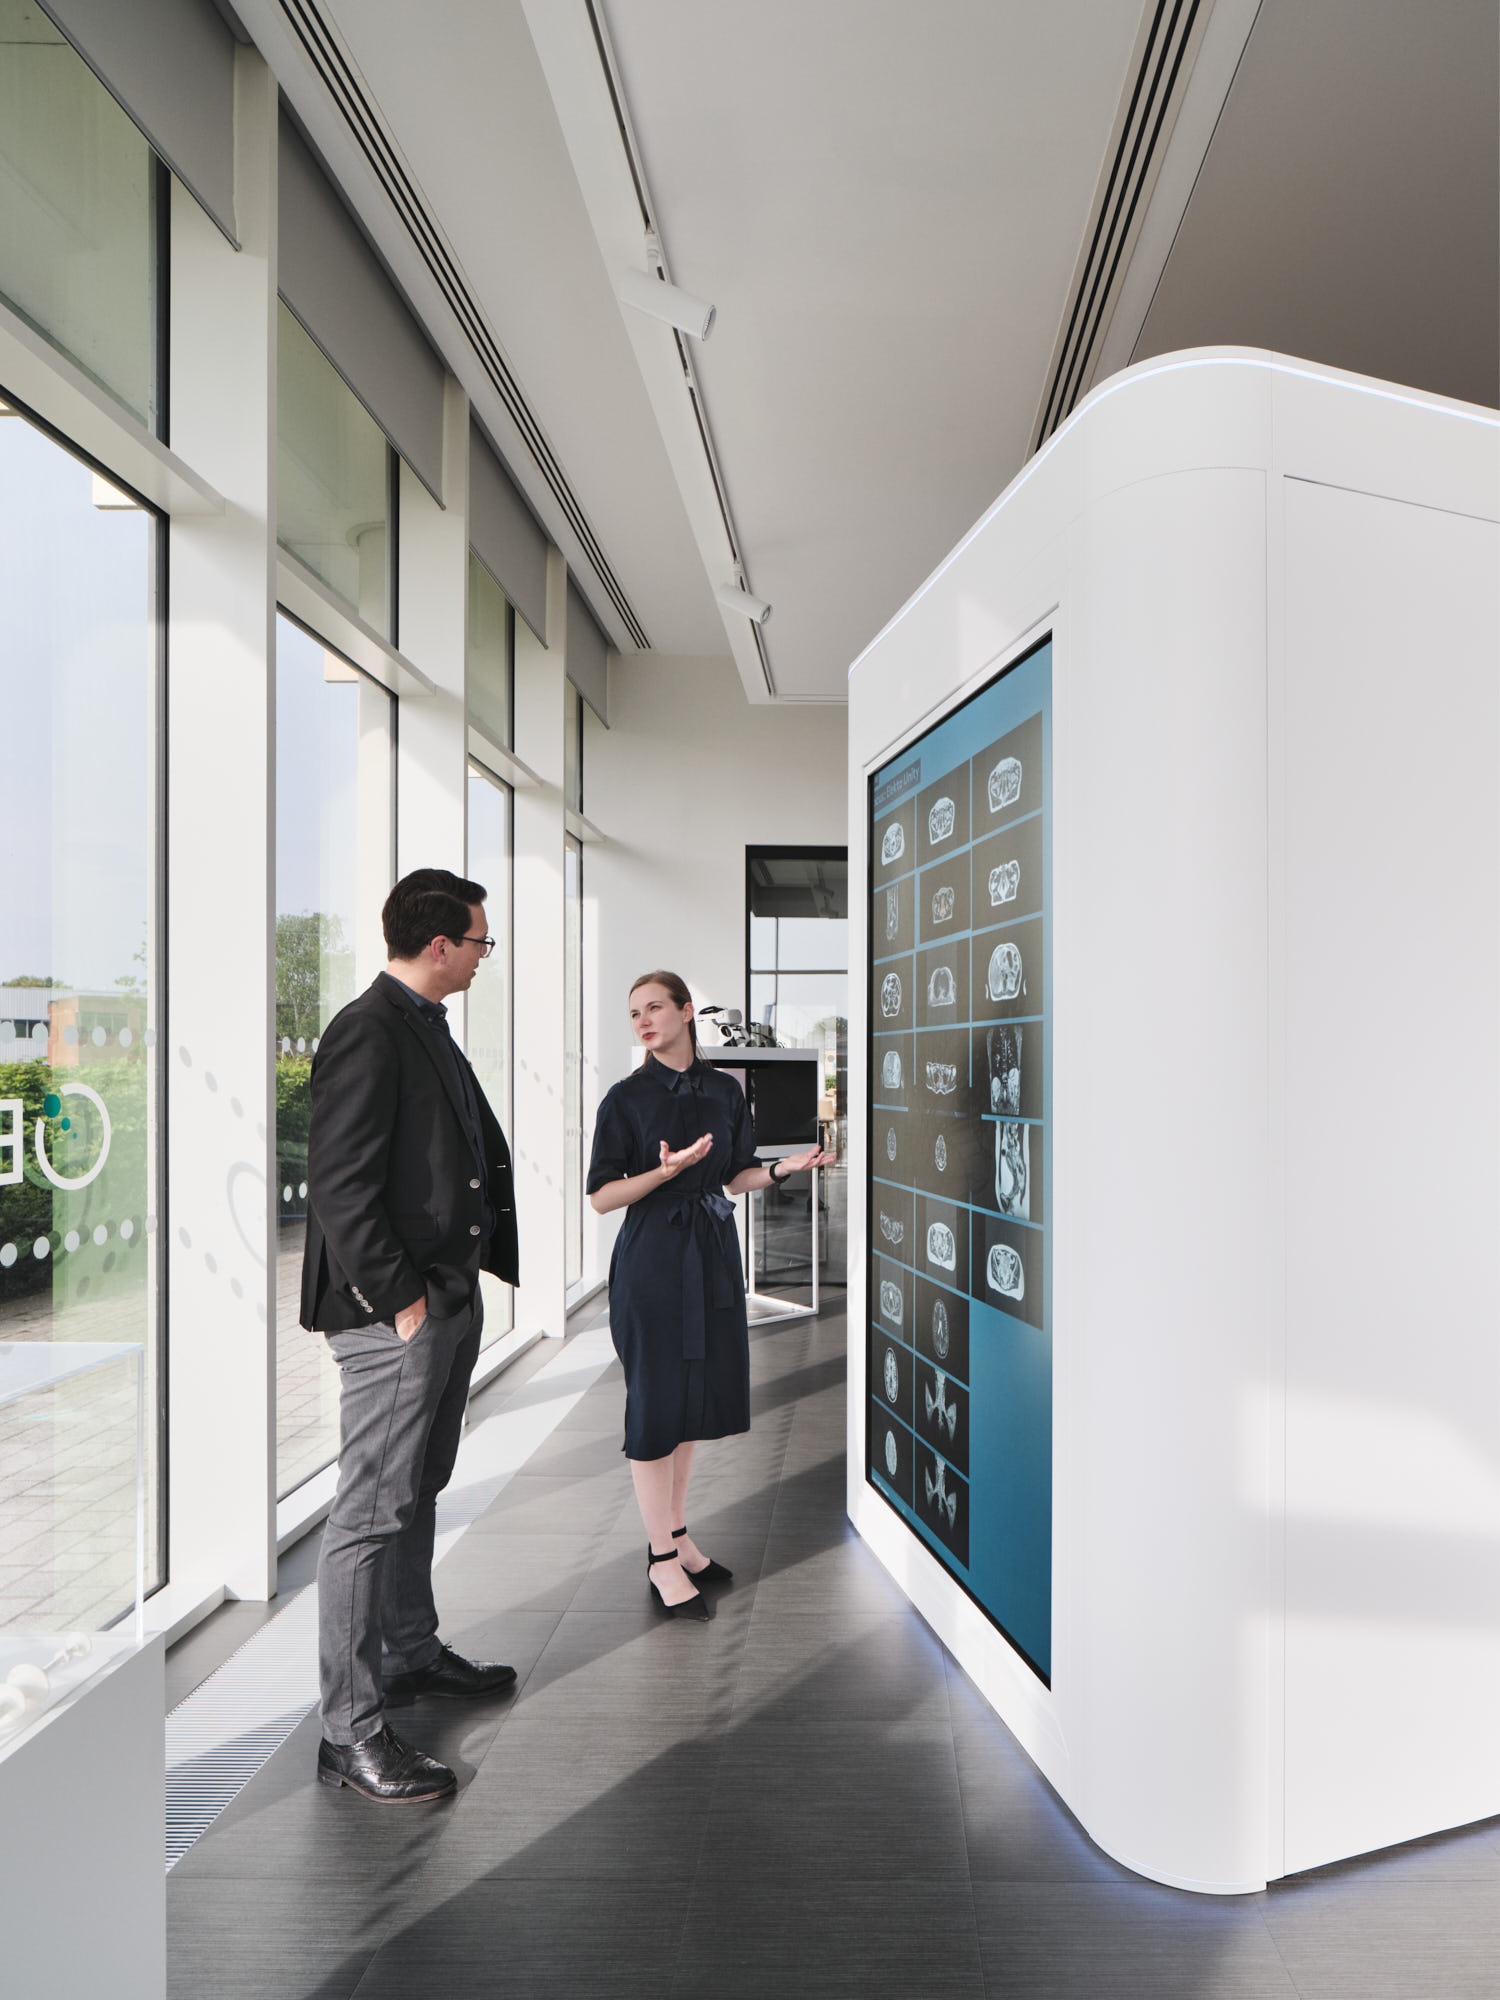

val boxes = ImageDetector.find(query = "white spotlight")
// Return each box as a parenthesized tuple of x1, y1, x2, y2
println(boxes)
(618, 267, 715, 340)
(715, 584, 772, 626)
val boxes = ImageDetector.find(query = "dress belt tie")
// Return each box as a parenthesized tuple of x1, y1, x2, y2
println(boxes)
(666, 1188, 737, 1361)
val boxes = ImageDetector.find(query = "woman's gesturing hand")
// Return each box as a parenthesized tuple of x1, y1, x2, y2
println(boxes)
(778, 1148, 837, 1175)
(659, 1133, 713, 1180)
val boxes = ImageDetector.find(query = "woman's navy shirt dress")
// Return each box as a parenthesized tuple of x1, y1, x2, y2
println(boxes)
(587, 1056, 758, 1459)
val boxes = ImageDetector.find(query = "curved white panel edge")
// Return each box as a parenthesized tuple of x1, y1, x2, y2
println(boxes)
(847, 348, 1500, 1894)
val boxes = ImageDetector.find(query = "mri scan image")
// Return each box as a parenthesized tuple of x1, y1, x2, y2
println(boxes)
(996, 1121, 1030, 1219)
(927, 1222, 956, 1272)
(988, 859, 1020, 906)
(880, 1279, 904, 1326)
(928, 796, 955, 844)
(987, 1024, 1022, 1116)
(884, 1429, 899, 1477)
(987, 1242, 1024, 1301)
(925, 1454, 959, 1527)
(879, 1211, 905, 1246)
(925, 1060, 957, 1096)
(988, 756, 1022, 812)
(885, 1126, 898, 1161)
(883, 1346, 900, 1403)
(986, 940, 1023, 1003)
(925, 1370, 958, 1443)
(927, 964, 956, 1008)
(881, 821, 905, 865)
(881, 971, 903, 1018)
(930, 884, 954, 925)
(885, 885, 899, 941)
(933, 1132, 947, 1173)
(882, 1049, 903, 1089)
(932, 1297, 950, 1361)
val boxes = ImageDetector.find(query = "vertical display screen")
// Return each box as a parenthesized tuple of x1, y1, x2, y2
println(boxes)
(866, 637, 1052, 1682)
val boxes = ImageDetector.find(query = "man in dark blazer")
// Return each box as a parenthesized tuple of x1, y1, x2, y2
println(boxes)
(303, 867, 520, 1802)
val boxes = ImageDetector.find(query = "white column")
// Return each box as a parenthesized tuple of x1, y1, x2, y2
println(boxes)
(163, 46, 278, 1603)
(395, 377, 469, 879)
(512, 553, 568, 1336)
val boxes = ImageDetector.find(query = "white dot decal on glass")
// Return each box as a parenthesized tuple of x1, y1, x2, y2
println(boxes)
(312, 1037, 320, 1052)
(144, 1214, 156, 1233)
(204, 1253, 217, 1274)
(144, 1028, 156, 1047)
(298, 1181, 307, 1199)
(93, 1225, 108, 1246)
(0, 1022, 13, 1043)
(120, 1219, 135, 1240)
(33, 1237, 49, 1260)
(296, 1038, 306, 1053)
(230, 1277, 243, 1299)
(281, 1038, 291, 1054)
(31, 1024, 46, 1044)
(230, 1098, 243, 1118)
(178, 1227, 192, 1249)
(91, 1026, 106, 1047)
(63, 1024, 79, 1046)
(119, 1027, 133, 1048)
(282, 1186, 293, 1203)
(205, 1073, 217, 1093)
(0, 1244, 15, 1268)
(179, 1045, 191, 1066)
(63, 1230, 79, 1253)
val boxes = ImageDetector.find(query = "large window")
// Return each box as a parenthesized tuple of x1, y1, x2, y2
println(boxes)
(273, 613, 395, 1498)
(747, 849, 848, 1293)
(468, 552, 513, 751)
(0, 3, 164, 431)
(0, 403, 164, 1622)
(466, 760, 514, 1345)
(564, 834, 583, 1288)
(276, 302, 395, 637)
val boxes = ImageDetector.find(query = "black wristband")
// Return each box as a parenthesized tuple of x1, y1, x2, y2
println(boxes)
(768, 1159, 785, 1184)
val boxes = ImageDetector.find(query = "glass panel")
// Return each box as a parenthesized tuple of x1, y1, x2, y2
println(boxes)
(274, 613, 394, 1498)
(748, 915, 777, 970)
(277, 302, 392, 636)
(0, 3, 160, 428)
(563, 686, 583, 815)
(467, 552, 512, 751)
(774, 916, 849, 971)
(563, 835, 583, 1286)
(466, 762, 513, 1345)
(0, 406, 163, 1608)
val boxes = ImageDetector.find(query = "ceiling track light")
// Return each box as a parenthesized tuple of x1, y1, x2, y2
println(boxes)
(716, 583, 772, 626)
(618, 266, 716, 340)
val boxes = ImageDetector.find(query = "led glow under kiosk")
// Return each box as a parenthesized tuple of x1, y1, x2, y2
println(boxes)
(847, 348, 1500, 1894)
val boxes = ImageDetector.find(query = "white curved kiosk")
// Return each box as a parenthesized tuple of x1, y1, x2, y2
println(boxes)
(847, 348, 1500, 1893)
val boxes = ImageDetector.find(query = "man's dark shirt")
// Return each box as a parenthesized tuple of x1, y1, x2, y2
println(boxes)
(387, 975, 496, 1237)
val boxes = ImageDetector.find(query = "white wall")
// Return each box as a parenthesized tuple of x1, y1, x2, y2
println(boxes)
(582, 658, 847, 1283)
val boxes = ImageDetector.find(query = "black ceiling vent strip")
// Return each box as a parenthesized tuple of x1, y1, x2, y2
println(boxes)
(1032, 0, 1203, 452)
(278, 0, 651, 651)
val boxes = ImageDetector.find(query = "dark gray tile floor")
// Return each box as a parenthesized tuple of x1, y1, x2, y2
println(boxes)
(166, 1305, 1500, 1999)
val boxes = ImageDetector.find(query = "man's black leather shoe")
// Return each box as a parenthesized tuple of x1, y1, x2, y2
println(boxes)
(383, 1642, 518, 1706)
(317, 1725, 456, 1803)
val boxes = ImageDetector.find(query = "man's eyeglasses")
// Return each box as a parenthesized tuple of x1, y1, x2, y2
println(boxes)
(455, 934, 496, 958)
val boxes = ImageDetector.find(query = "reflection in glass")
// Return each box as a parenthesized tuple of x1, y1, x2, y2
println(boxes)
(277, 303, 393, 634)
(0, 407, 162, 1618)
(467, 762, 514, 1345)
(564, 835, 583, 1287)
(274, 615, 394, 1498)
(0, 2, 161, 428)
(468, 553, 512, 751)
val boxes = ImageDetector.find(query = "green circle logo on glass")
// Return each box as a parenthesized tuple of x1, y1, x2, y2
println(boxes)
(34, 1082, 112, 1190)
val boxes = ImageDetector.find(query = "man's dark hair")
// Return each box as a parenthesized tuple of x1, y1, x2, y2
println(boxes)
(382, 868, 487, 962)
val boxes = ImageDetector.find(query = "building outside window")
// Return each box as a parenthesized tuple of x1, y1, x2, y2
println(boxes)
(0, 403, 164, 1624)
(0, 1, 165, 432)
(276, 301, 396, 638)
(467, 760, 514, 1344)
(273, 613, 395, 1499)
(747, 848, 849, 1293)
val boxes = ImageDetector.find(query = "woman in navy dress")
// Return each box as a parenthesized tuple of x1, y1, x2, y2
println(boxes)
(588, 971, 831, 1617)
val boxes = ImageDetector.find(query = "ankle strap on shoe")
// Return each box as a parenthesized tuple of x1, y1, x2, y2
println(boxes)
(648, 1546, 680, 1565)
(672, 1526, 688, 1538)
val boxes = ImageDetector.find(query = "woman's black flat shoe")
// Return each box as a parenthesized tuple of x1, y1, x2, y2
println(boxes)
(647, 1545, 710, 1620)
(674, 1527, 732, 1584)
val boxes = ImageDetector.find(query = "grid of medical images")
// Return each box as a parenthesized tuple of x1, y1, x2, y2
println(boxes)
(867, 659, 1047, 1613)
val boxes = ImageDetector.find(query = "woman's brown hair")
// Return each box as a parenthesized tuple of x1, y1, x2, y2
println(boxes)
(629, 969, 698, 1055)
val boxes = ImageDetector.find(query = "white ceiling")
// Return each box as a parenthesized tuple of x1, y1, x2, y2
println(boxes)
(261, 0, 1495, 705)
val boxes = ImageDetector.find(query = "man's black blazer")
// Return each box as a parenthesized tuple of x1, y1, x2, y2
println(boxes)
(300, 973, 520, 1333)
